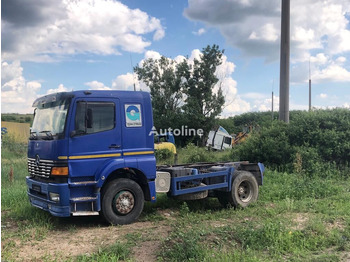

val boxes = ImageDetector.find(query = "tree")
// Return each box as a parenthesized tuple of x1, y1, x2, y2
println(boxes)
(182, 45, 225, 144)
(134, 56, 186, 130)
(134, 45, 226, 146)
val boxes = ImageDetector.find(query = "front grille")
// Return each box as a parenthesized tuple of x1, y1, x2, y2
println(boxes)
(28, 158, 67, 179)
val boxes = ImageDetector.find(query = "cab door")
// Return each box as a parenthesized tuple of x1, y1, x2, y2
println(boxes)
(68, 98, 123, 180)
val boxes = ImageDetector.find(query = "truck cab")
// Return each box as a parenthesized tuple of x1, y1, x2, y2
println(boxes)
(206, 126, 232, 151)
(27, 90, 264, 225)
(27, 90, 156, 224)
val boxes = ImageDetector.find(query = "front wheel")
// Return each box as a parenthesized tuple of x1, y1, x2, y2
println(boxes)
(217, 171, 258, 208)
(101, 178, 144, 225)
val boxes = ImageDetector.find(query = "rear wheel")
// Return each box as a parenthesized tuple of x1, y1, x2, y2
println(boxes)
(101, 178, 144, 225)
(217, 171, 258, 208)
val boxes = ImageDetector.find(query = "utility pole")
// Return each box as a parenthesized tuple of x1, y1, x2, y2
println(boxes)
(309, 59, 312, 111)
(279, 0, 290, 123)
(272, 79, 274, 120)
(272, 91, 274, 120)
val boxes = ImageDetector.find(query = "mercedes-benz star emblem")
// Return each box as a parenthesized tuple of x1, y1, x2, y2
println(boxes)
(35, 155, 40, 167)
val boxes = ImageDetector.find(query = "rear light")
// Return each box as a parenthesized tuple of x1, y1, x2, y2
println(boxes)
(51, 167, 69, 176)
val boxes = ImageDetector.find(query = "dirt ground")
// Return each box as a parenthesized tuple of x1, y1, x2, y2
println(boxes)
(3, 210, 349, 261)
(3, 213, 173, 262)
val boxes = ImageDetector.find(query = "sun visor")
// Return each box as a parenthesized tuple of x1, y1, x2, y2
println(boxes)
(32, 92, 74, 107)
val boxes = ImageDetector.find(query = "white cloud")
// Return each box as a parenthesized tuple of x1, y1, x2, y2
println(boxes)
(248, 23, 278, 42)
(221, 95, 251, 117)
(247, 93, 279, 113)
(188, 49, 201, 61)
(1, 60, 23, 85)
(336, 56, 347, 64)
(142, 50, 162, 62)
(184, 0, 350, 76)
(292, 53, 350, 84)
(1, 61, 41, 113)
(319, 93, 328, 99)
(47, 84, 69, 94)
(2, 0, 165, 61)
(85, 81, 111, 90)
(85, 74, 149, 92)
(2, 62, 75, 113)
(313, 64, 350, 83)
(215, 55, 236, 78)
(192, 28, 206, 36)
(310, 53, 328, 65)
(112, 73, 140, 91)
(184, 0, 350, 83)
(231, 92, 310, 115)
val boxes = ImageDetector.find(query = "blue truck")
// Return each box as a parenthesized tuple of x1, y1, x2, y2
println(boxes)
(26, 90, 264, 225)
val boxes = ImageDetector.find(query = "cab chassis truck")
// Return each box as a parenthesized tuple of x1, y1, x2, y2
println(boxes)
(26, 91, 264, 225)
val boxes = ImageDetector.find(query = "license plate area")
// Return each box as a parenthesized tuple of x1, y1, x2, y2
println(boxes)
(32, 185, 41, 193)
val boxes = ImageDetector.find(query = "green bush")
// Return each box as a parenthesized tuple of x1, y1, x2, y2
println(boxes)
(231, 121, 294, 170)
(155, 148, 174, 163)
(181, 143, 213, 163)
(292, 146, 340, 177)
(288, 109, 350, 166)
(231, 109, 350, 176)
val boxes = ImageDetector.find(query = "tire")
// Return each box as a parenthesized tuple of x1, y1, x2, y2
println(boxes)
(101, 178, 144, 225)
(217, 171, 258, 208)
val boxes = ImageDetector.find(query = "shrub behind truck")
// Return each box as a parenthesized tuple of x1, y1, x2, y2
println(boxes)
(26, 90, 264, 225)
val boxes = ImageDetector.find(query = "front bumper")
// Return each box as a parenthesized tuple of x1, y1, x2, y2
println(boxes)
(26, 176, 71, 217)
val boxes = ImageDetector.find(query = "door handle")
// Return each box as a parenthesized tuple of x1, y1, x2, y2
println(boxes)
(109, 144, 121, 149)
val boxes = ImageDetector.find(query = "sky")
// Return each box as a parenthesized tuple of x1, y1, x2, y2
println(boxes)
(1, 0, 350, 116)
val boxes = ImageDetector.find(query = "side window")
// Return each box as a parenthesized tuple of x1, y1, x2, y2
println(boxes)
(75, 101, 115, 135)
(224, 136, 232, 145)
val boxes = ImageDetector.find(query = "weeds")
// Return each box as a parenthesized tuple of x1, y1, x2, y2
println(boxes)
(160, 225, 206, 262)
(75, 241, 131, 261)
(155, 148, 175, 165)
(2, 134, 350, 261)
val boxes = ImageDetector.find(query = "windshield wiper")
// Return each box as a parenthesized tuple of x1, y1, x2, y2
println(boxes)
(39, 130, 54, 140)
(29, 131, 38, 140)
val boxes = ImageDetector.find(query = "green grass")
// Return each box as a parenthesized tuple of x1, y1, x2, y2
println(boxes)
(75, 241, 131, 262)
(154, 171, 350, 261)
(2, 139, 350, 261)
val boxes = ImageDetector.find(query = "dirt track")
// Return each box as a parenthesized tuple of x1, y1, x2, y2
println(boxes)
(3, 213, 173, 262)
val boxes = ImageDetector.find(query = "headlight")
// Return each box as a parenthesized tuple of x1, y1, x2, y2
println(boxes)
(49, 192, 60, 202)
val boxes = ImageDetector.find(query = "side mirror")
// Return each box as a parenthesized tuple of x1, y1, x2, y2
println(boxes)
(70, 130, 77, 137)
(70, 129, 86, 137)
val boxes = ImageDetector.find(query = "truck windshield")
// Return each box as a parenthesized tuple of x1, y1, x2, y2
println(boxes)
(31, 99, 71, 139)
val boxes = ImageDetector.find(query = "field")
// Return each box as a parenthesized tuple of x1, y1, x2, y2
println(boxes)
(1, 114, 33, 124)
(1, 121, 30, 143)
(1, 136, 350, 261)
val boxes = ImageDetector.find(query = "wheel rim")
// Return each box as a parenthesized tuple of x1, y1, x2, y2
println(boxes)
(112, 190, 135, 215)
(237, 181, 253, 203)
